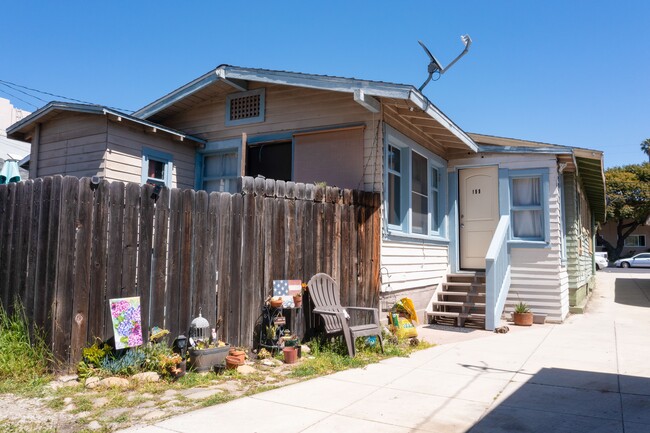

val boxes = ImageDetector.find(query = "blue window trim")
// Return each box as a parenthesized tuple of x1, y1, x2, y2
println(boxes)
(383, 124, 447, 241)
(141, 148, 173, 188)
(195, 138, 242, 191)
(507, 168, 550, 246)
(225, 88, 265, 127)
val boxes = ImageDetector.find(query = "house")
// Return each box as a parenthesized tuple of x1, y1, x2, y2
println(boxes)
(598, 218, 649, 259)
(6, 65, 606, 329)
(0, 97, 30, 181)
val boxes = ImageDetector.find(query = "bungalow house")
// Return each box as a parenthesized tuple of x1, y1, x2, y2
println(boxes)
(7, 65, 606, 329)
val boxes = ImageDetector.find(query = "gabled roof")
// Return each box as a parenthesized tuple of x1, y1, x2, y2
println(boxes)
(470, 132, 606, 222)
(133, 64, 478, 153)
(7, 101, 206, 145)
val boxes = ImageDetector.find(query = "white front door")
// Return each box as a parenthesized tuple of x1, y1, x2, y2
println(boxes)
(459, 166, 499, 269)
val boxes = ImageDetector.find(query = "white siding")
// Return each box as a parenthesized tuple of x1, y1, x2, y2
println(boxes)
(449, 153, 568, 322)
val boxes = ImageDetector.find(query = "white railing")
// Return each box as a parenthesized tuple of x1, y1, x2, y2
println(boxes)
(485, 215, 511, 331)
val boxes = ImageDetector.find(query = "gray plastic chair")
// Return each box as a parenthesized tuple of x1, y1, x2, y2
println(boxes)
(307, 273, 384, 357)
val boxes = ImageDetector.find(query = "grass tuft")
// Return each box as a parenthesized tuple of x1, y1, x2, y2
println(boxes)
(0, 301, 53, 395)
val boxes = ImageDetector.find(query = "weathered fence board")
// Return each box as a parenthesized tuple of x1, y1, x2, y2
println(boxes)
(0, 176, 380, 364)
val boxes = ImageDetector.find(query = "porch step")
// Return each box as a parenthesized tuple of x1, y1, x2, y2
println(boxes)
(438, 291, 486, 298)
(428, 271, 487, 328)
(431, 301, 486, 308)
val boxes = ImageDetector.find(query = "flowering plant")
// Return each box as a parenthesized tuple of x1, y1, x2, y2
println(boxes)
(109, 297, 143, 349)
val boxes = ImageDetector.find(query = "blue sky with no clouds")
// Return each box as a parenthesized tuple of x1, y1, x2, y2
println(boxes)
(1, 1, 648, 168)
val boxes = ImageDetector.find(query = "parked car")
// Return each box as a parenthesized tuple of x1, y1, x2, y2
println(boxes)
(594, 254, 608, 270)
(614, 253, 650, 268)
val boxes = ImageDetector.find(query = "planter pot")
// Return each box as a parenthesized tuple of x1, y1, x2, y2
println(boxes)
(188, 345, 230, 372)
(270, 297, 283, 308)
(283, 347, 297, 364)
(225, 355, 245, 370)
(293, 296, 303, 308)
(170, 360, 186, 380)
(533, 314, 547, 324)
(513, 312, 533, 326)
(228, 348, 246, 363)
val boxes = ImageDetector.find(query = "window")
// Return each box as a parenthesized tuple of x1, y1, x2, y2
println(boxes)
(225, 88, 265, 126)
(511, 177, 543, 239)
(624, 235, 646, 247)
(508, 169, 549, 243)
(141, 148, 173, 188)
(201, 151, 239, 193)
(385, 126, 446, 239)
(387, 145, 402, 226)
(246, 141, 292, 181)
(411, 152, 428, 234)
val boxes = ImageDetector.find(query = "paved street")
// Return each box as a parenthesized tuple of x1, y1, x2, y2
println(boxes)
(121, 268, 650, 433)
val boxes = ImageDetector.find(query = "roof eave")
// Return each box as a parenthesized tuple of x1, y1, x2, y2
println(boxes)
(7, 102, 206, 145)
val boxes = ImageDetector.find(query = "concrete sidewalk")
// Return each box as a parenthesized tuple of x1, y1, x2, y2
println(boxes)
(122, 269, 650, 433)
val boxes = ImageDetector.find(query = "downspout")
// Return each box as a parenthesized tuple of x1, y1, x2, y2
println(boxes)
(30, 123, 40, 179)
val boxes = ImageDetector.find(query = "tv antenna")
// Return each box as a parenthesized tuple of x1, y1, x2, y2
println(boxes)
(418, 34, 472, 91)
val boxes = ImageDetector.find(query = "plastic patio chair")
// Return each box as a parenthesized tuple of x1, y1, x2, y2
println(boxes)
(307, 273, 384, 357)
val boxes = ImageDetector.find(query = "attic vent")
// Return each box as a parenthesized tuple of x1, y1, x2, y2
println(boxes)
(226, 88, 265, 126)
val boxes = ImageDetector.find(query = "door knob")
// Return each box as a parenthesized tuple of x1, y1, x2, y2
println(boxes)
(460, 224, 465, 228)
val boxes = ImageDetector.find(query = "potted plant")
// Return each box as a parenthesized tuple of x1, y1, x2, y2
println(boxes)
(293, 285, 305, 308)
(513, 301, 533, 326)
(188, 339, 230, 372)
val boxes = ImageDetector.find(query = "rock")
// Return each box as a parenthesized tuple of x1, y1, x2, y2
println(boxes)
(102, 408, 129, 419)
(98, 377, 130, 388)
(63, 403, 76, 412)
(132, 372, 160, 383)
(76, 411, 91, 418)
(264, 376, 277, 383)
(163, 389, 179, 397)
(136, 401, 156, 409)
(236, 365, 257, 375)
(142, 410, 167, 421)
(85, 377, 100, 389)
(63, 397, 73, 404)
(300, 344, 311, 354)
(184, 389, 223, 400)
(87, 420, 102, 430)
(261, 360, 276, 367)
(93, 397, 109, 408)
(59, 374, 79, 383)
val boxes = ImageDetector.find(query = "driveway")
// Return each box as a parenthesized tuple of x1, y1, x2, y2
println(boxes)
(121, 269, 650, 433)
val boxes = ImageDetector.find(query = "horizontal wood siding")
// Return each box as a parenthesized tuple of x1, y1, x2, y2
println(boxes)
(162, 83, 383, 192)
(37, 114, 107, 178)
(564, 173, 595, 292)
(105, 122, 196, 189)
(449, 153, 568, 322)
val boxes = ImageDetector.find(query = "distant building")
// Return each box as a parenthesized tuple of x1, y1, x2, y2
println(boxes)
(0, 97, 31, 179)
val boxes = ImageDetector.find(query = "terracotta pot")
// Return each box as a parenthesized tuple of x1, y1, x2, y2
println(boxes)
(513, 312, 533, 326)
(225, 355, 245, 369)
(229, 348, 246, 363)
(283, 347, 297, 364)
(270, 298, 283, 308)
(293, 295, 302, 308)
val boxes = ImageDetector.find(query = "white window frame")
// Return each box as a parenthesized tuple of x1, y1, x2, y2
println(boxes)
(624, 235, 646, 247)
(141, 148, 173, 188)
(508, 169, 550, 244)
(384, 125, 447, 241)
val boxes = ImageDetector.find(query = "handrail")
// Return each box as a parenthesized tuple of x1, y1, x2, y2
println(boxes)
(485, 215, 511, 331)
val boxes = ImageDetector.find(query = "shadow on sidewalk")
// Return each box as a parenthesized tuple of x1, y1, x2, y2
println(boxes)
(465, 367, 650, 433)
(614, 277, 650, 308)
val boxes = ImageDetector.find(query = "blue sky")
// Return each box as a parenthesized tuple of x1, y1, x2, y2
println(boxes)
(2, 1, 648, 168)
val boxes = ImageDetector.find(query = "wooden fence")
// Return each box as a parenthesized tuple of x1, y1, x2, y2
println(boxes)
(0, 176, 380, 366)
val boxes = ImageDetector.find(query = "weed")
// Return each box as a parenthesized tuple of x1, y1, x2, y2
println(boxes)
(0, 301, 52, 395)
(200, 392, 235, 407)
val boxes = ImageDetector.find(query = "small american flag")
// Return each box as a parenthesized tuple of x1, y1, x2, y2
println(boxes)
(273, 280, 302, 308)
